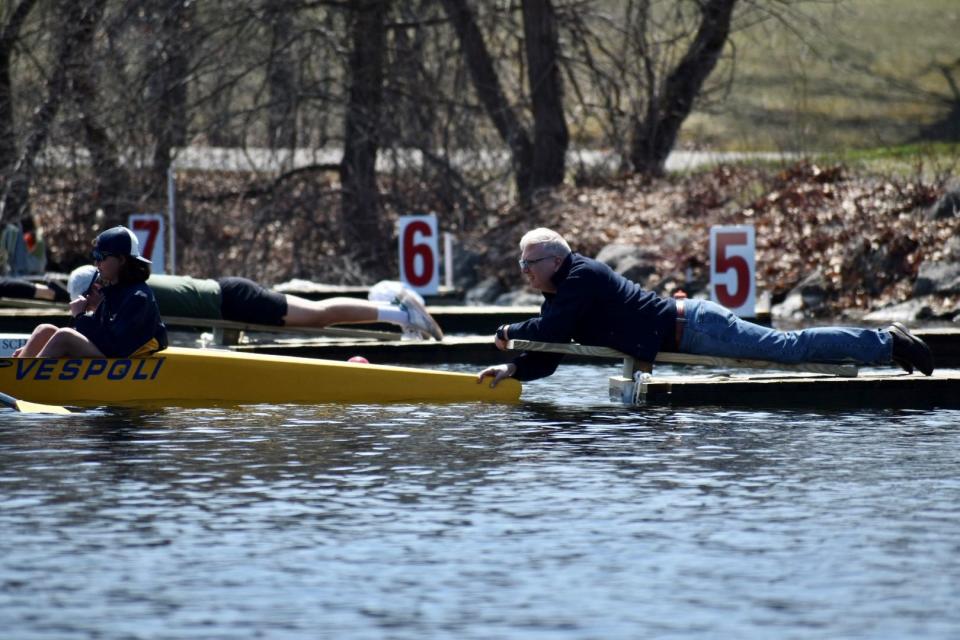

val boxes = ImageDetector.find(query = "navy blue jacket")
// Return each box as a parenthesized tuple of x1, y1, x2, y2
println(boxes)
(75, 281, 168, 357)
(507, 253, 677, 381)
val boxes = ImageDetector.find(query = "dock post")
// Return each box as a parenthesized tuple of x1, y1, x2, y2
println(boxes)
(609, 356, 652, 405)
(213, 326, 243, 346)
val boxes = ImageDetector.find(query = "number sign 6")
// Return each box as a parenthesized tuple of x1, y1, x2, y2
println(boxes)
(398, 215, 439, 294)
(709, 225, 755, 317)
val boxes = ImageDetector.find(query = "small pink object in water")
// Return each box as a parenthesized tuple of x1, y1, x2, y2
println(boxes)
(347, 355, 369, 364)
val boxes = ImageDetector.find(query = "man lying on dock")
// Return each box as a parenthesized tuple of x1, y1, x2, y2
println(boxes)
(69, 266, 443, 341)
(477, 228, 934, 387)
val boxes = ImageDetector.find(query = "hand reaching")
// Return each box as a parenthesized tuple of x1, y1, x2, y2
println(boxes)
(476, 363, 516, 388)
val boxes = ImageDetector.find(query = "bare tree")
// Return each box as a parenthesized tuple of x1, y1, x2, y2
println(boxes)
(2, 0, 887, 281)
(145, 0, 191, 194)
(340, 0, 390, 266)
(523, 0, 568, 190)
(628, 0, 736, 175)
(264, 0, 299, 150)
(0, 0, 105, 225)
(66, 0, 128, 225)
(0, 0, 38, 180)
(440, 0, 568, 204)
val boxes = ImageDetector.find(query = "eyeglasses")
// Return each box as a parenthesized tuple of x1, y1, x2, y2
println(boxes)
(91, 250, 115, 262)
(518, 255, 554, 270)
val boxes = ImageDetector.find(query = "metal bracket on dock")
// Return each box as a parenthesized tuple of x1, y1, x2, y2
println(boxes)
(608, 370, 652, 406)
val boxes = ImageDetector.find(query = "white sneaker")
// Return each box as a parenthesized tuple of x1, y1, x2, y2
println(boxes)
(396, 290, 444, 341)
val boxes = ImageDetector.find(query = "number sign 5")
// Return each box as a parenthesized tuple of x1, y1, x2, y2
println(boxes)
(709, 225, 755, 317)
(398, 215, 439, 295)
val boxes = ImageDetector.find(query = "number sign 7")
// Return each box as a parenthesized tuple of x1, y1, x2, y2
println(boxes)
(132, 218, 160, 257)
(128, 213, 166, 274)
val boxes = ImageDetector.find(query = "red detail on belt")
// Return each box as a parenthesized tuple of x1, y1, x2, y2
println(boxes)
(675, 298, 686, 348)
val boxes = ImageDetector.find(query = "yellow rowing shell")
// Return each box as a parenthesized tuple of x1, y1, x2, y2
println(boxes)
(0, 347, 521, 406)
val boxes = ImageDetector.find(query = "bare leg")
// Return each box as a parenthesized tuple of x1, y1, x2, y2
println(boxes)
(33, 285, 56, 301)
(37, 328, 106, 358)
(282, 295, 381, 327)
(14, 324, 59, 357)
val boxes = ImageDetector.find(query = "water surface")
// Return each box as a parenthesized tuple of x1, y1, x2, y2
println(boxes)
(2, 364, 959, 638)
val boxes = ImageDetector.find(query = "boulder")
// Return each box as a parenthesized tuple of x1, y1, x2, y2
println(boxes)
(494, 289, 544, 306)
(945, 235, 960, 261)
(465, 276, 505, 305)
(927, 189, 960, 220)
(863, 298, 935, 323)
(771, 292, 805, 321)
(452, 246, 484, 291)
(771, 270, 829, 320)
(594, 243, 658, 285)
(913, 262, 960, 296)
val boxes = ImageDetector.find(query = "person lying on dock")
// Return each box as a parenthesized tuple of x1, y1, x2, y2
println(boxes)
(15, 226, 168, 359)
(0, 277, 70, 303)
(477, 227, 934, 387)
(68, 267, 444, 341)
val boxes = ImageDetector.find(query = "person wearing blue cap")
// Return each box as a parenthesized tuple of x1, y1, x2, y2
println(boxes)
(14, 226, 168, 358)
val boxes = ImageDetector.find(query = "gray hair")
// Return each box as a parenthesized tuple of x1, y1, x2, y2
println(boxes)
(519, 228, 571, 257)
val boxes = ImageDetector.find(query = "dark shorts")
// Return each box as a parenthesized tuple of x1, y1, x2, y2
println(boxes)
(217, 277, 288, 326)
(0, 278, 36, 299)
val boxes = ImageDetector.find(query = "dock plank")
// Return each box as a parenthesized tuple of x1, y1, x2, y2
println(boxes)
(0, 304, 541, 337)
(230, 335, 507, 365)
(637, 370, 960, 409)
(508, 339, 860, 377)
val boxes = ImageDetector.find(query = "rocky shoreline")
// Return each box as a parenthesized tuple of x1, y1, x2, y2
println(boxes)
(26, 161, 960, 325)
(456, 163, 960, 325)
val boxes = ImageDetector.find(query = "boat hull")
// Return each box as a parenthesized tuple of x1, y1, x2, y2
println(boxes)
(0, 347, 521, 406)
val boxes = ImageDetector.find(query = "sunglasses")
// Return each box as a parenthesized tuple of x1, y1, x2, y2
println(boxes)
(518, 255, 554, 270)
(91, 250, 116, 262)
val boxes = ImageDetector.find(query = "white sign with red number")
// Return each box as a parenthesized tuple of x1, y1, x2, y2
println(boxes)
(128, 213, 166, 274)
(709, 225, 755, 317)
(398, 214, 439, 295)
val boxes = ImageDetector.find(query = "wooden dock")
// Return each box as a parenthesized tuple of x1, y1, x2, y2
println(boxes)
(0, 301, 537, 336)
(271, 283, 463, 304)
(507, 339, 960, 409)
(635, 370, 960, 409)
(230, 335, 511, 365)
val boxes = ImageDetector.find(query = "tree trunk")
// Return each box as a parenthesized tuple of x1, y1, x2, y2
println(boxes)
(522, 0, 568, 192)
(0, 0, 94, 225)
(629, 0, 737, 176)
(147, 0, 191, 195)
(66, 0, 127, 225)
(340, 0, 389, 265)
(0, 0, 38, 182)
(265, 2, 298, 150)
(440, 0, 534, 202)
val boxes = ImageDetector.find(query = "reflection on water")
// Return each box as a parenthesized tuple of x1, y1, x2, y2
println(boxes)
(2, 364, 959, 638)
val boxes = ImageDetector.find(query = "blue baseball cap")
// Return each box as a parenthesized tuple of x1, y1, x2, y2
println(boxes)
(93, 226, 151, 264)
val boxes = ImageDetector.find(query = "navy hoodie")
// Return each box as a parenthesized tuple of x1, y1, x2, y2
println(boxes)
(74, 281, 168, 357)
(506, 253, 677, 381)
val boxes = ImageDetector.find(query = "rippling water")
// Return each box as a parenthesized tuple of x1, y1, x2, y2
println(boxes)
(2, 364, 959, 639)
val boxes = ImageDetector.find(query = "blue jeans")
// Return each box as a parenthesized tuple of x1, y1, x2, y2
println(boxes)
(677, 299, 892, 365)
